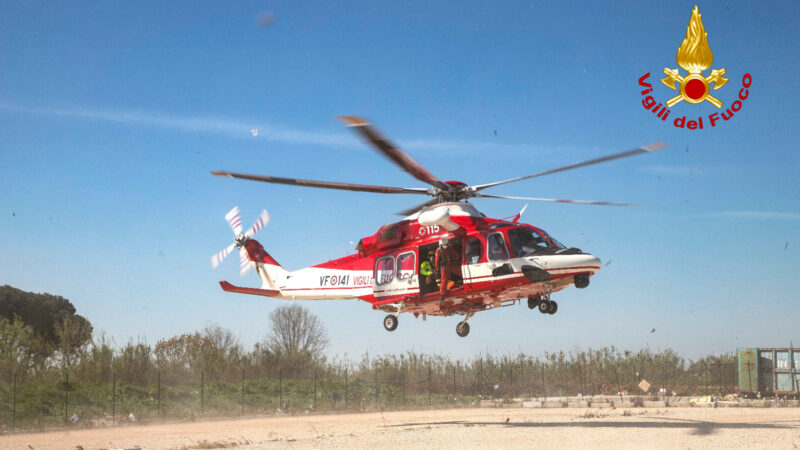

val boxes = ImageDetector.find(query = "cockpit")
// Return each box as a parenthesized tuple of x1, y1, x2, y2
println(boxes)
(506, 226, 567, 257)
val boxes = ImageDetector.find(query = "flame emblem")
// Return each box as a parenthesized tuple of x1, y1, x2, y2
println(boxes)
(661, 5, 728, 108)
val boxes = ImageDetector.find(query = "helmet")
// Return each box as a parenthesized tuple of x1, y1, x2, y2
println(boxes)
(439, 238, 448, 246)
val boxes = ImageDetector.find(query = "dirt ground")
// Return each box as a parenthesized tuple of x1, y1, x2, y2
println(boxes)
(2, 407, 800, 449)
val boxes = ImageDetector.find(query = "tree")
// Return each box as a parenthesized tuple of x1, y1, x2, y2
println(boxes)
(265, 304, 328, 360)
(153, 324, 242, 382)
(0, 316, 41, 379)
(0, 285, 93, 354)
(53, 314, 93, 370)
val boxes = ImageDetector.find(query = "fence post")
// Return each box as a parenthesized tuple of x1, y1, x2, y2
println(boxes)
(563, 362, 568, 397)
(428, 364, 432, 407)
(453, 364, 456, 402)
(201, 370, 204, 417)
(374, 367, 379, 409)
(510, 366, 513, 399)
(12, 370, 16, 431)
(578, 362, 584, 395)
(500, 362, 504, 396)
(704, 361, 708, 395)
(112, 373, 116, 426)
(64, 372, 69, 426)
(314, 369, 318, 410)
(521, 362, 525, 398)
(242, 368, 245, 416)
(717, 360, 723, 394)
(540, 365, 547, 403)
(402, 365, 406, 405)
(157, 371, 161, 420)
(479, 358, 483, 399)
(279, 368, 283, 410)
(344, 368, 348, 409)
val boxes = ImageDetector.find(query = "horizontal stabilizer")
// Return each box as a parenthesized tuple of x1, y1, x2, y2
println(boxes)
(219, 281, 280, 298)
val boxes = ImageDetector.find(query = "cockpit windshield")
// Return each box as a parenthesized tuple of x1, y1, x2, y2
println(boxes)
(508, 227, 566, 257)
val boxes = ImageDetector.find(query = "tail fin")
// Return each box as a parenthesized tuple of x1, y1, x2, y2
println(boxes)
(244, 239, 288, 291)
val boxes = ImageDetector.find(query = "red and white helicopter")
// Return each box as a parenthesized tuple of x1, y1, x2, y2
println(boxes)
(211, 116, 666, 337)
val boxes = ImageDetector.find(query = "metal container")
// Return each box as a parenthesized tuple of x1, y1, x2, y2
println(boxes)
(738, 348, 799, 395)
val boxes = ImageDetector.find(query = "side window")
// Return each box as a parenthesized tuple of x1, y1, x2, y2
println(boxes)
(396, 252, 416, 280)
(375, 256, 395, 285)
(465, 237, 483, 264)
(487, 232, 509, 261)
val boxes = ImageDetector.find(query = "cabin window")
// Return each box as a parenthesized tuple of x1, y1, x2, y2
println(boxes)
(375, 256, 395, 285)
(465, 237, 482, 264)
(487, 232, 509, 261)
(396, 251, 416, 280)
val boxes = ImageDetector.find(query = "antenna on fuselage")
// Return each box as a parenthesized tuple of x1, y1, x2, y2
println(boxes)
(512, 204, 528, 224)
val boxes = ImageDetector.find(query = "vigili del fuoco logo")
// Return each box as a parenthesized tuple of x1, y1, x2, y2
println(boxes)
(638, 5, 751, 130)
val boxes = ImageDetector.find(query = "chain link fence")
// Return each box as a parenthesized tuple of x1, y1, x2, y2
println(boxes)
(1, 352, 741, 432)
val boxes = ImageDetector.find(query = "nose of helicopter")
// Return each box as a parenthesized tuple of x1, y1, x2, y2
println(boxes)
(579, 253, 602, 272)
(569, 253, 601, 289)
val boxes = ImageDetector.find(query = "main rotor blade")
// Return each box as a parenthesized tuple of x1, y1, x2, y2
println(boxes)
(212, 171, 431, 196)
(474, 193, 639, 206)
(473, 142, 667, 192)
(337, 116, 450, 191)
(395, 198, 442, 217)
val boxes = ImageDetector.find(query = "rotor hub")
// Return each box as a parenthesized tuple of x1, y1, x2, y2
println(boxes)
(234, 233, 247, 248)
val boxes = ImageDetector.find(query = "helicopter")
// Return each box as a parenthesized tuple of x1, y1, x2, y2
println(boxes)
(210, 116, 666, 337)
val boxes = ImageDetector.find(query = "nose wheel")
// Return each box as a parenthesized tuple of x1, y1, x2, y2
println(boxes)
(455, 312, 473, 337)
(383, 314, 398, 331)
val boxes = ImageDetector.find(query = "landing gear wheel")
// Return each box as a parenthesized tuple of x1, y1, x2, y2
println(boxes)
(538, 300, 550, 314)
(383, 314, 398, 332)
(547, 301, 558, 315)
(527, 296, 540, 310)
(456, 321, 470, 337)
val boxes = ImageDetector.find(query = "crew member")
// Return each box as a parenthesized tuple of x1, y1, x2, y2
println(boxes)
(420, 254, 435, 287)
(435, 237, 460, 300)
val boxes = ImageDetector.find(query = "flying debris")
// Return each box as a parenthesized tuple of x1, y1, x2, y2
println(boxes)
(250, 128, 259, 137)
(258, 12, 276, 27)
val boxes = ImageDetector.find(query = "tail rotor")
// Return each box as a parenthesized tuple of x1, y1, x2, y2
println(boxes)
(211, 206, 270, 276)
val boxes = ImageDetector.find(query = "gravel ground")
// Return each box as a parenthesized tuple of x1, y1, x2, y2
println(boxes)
(2, 407, 800, 449)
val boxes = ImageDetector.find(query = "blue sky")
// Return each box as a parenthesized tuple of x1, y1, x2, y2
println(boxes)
(1, 1, 798, 360)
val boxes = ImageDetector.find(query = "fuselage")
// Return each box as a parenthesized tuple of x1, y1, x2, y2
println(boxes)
(243, 203, 601, 317)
